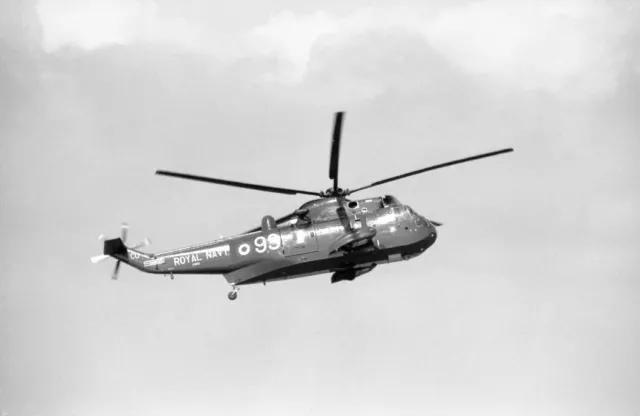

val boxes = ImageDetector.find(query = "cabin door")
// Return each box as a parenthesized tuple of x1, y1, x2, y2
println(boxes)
(282, 222, 319, 256)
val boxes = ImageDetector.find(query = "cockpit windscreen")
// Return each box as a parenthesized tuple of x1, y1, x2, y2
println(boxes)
(382, 195, 401, 206)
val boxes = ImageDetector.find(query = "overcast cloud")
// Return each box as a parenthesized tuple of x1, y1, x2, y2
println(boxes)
(1, 1, 639, 415)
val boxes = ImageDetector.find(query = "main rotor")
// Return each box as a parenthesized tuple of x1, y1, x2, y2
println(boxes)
(155, 112, 514, 198)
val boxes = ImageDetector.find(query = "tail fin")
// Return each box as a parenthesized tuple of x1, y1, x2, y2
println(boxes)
(103, 237, 151, 268)
(91, 223, 152, 280)
(104, 238, 127, 256)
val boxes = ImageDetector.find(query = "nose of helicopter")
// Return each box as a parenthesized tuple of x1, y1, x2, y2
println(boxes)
(421, 216, 437, 248)
(407, 206, 437, 248)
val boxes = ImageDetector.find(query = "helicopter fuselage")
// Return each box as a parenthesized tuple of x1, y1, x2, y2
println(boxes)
(95, 111, 512, 300)
(108, 195, 437, 286)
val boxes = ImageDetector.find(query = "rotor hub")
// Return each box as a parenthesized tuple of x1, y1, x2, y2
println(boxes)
(320, 187, 349, 198)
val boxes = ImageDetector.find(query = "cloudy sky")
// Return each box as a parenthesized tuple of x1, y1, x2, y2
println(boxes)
(1, 0, 639, 415)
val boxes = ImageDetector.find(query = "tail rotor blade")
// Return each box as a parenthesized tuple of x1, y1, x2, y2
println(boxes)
(121, 223, 129, 243)
(131, 238, 151, 250)
(93, 223, 136, 280)
(112, 260, 121, 280)
(90, 254, 110, 264)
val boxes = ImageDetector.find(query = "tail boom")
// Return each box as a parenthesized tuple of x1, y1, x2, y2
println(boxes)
(102, 237, 234, 275)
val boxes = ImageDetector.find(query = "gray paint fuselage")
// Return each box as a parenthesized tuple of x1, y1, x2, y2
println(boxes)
(111, 196, 437, 285)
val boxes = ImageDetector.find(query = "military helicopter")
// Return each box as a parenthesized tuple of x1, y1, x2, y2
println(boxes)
(91, 112, 513, 300)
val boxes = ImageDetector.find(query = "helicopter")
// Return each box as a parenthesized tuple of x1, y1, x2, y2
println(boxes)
(91, 112, 513, 300)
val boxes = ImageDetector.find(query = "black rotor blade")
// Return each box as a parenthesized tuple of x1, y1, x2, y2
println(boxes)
(329, 112, 344, 191)
(156, 170, 320, 196)
(112, 260, 121, 280)
(349, 148, 514, 194)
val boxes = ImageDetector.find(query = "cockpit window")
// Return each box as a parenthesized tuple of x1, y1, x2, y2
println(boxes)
(407, 207, 429, 227)
(418, 215, 429, 227)
(382, 195, 401, 206)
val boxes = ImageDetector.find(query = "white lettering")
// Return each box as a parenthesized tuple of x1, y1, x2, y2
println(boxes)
(168, 245, 231, 265)
(255, 236, 267, 253)
(205, 245, 230, 259)
(267, 233, 280, 250)
(205, 246, 229, 259)
(144, 258, 165, 267)
(172, 255, 191, 266)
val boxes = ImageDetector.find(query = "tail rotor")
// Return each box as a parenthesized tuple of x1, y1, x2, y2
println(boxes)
(90, 223, 151, 281)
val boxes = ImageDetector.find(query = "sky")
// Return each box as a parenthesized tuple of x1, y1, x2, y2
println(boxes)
(1, 0, 639, 415)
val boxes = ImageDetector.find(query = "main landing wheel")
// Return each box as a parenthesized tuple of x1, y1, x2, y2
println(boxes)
(228, 291, 238, 301)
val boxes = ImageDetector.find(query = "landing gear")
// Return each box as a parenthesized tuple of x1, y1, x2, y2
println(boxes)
(228, 285, 239, 301)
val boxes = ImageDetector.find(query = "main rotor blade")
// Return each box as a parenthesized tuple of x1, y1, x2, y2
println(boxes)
(155, 170, 319, 196)
(329, 112, 344, 191)
(349, 148, 514, 194)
